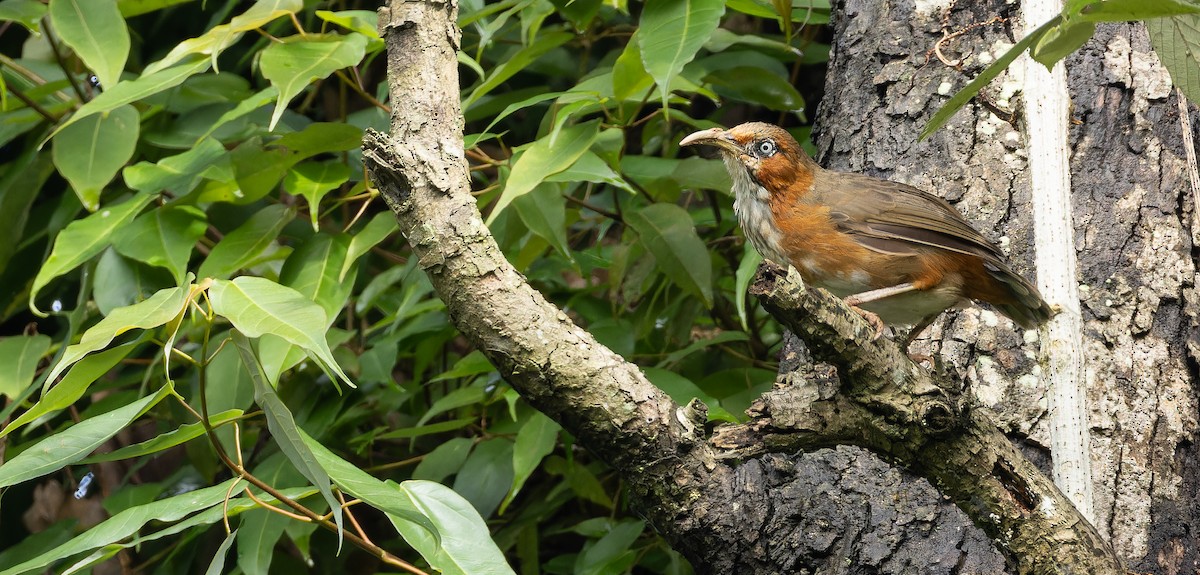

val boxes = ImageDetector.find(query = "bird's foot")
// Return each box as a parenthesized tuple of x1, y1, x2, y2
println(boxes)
(847, 304, 886, 340)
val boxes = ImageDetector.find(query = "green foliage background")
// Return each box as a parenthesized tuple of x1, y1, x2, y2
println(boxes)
(3, 0, 1200, 573)
(0, 0, 829, 573)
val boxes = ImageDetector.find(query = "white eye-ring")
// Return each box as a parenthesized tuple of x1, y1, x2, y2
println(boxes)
(755, 139, 777, 157)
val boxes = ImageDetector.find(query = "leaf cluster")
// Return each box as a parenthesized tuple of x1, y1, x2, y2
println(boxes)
(0, 0, 830, 573)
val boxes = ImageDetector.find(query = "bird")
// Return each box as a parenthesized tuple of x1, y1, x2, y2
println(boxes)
(680, 122, 1053, 343)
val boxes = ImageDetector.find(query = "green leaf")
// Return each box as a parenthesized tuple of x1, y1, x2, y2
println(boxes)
(279, 233, 353, 322)
(208, 276, 352, 387)
(143, 0, 304, 75)
(0, 0, 48, 33)
(735, 243, 763, 331)
(0, 146, 55, 274)
(123, 137, 227, 195)
(575, 520, 645, 575)
(463, 30, 573, 109)
(488, 119, 600, 223)
(48, 0, 129, 89)
(111, 205, 206, 284)
(232, 333, 344, 543)
(625, 203, 713, 307)
(284, 161, 351, 230)
(47, 57, 212, 142)
(704, 66, 805, 111)
(197, 86, 278, 142)
(204, 529, 238, 575)
(704, 28, 803, 56)
(500, 411, 559, 514)
(80, 409, 242, 463)
(0, 335, 50, 399)
(3, 342, 137, 438)
(413, 437, 473, 483)
(638, 0, 725, 114)
(117, 0, 195, 18)
(546, 150, 637, 194)
(342, 212, 397, 281)
(386, 480, 519, 575)
(0, 383, 172, 488)
(260, 33, 369, 130)
(300, 430, 441, 540)
(43, 285, 188, 385)
(921, 17, 1060, 139)
(52, 105, 140, 210)
(1148, 14, 1200, 104)
(0, 477, 243, 575)
(453, 438, 514, 519)
(1031, 20, 1095, 69)
(197, 204, 293, 280)
(416, 386, 486, 426)
(513, 183, 572, 260)
(29, 193, 155, 315)
(643, 368, 737, 423)
(236, 508, 288, 575)
(1078, 0, 1200, 21)
(613, 30, 653, 101)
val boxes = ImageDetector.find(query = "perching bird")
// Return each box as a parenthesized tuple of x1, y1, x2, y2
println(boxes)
(680, 122, 1052, 342)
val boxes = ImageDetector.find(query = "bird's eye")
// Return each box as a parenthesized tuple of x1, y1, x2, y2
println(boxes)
(755, 140, 777, 157)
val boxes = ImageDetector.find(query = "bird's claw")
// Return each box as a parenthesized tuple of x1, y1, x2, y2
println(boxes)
(848, 305, 886, 341)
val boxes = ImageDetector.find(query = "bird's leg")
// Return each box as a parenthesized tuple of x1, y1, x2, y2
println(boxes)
(841, 283, 919, 341)
(843, 282, 919, 306)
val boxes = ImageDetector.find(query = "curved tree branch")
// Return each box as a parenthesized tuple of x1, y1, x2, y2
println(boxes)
(361, 1, 1126, 573)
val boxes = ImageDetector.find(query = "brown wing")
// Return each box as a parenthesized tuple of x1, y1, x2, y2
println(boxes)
(812, 171, 1002, 260)
(812, 171, 1053, 327)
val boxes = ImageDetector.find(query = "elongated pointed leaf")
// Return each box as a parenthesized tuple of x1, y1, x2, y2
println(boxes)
(204, 529, 238, 575)
(488, 120, 599, 223)
(49, 0, 129, 89)
(44, 285, 188, 385)
(260, 33, 369, 130)
(143, 0, 303, 75)
(0, 477, 242, 575)
(3, 342, 137, 438)
(47, 57, 212, 143)
(300, 430, 440, 538)
(0, 335, 50, 400)
(30, 194, 155, 316)
(500, 411, 559, 514)
(0, 383, 172, 488)
(232, 333, 343, 544)
(81, 409, 242, 463)
(198, 204, 293, 280)
(735, 244, 762, 331)
(123, 137, 227, 195)
(513, 183, 572, 260)
(0, 0, 48, 34)
(112, 205, 206, 284)
(463, 31, 573, 109)
(1148, 14, 1200, 104)
(52, 105, 140, 211)
(638, 0, 725, 113)
(208, 276, 352, 387)
(284, 161, 351, 230)
(386, 480, 518, 575)
(341, 212, 397, 281)
(921, 17, 1059, 139)
(626, 203, 713, 307)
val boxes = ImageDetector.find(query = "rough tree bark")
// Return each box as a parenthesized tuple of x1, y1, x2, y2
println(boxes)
(810, 0, 1200, 572)
(362, 0, 1198, 573)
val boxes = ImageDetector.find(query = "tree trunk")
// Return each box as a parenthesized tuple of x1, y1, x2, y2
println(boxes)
(807, 0, 1200, 572)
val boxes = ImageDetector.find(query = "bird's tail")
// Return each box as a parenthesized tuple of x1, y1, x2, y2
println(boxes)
(984, 261, 1055, 329)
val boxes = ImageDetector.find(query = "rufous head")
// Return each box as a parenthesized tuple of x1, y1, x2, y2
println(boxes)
(680, 122, 816, 188)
